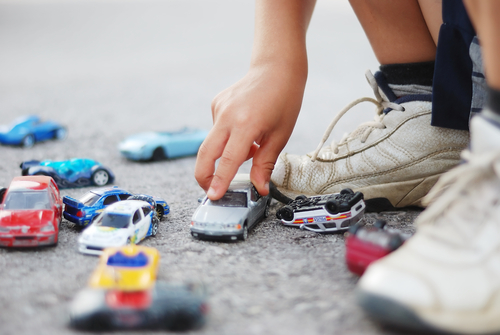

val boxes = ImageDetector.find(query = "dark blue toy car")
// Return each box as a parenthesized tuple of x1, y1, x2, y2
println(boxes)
(20, 158, 114, 189)
(63, 187, 170, 227)
(0, 115, 66, 148)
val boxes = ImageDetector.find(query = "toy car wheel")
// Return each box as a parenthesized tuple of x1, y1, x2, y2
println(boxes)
(277, 205, 294, 222)
(0, 188, 6, 202)
(54, 127, 67, 140)
(151, 218, 159, 236)
(126, 237, 132, 245)
(238, 223, 248, 241)
(22, 134, 35, 148)
(340, 188, 354, 195)
(91, 169, 109, 186)
(152, 147, 167, 161)
(156, 205, 164, 218)
(325, 199, 339, 214)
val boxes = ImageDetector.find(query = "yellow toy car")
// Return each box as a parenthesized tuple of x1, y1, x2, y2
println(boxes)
(87, 245, 160, 291)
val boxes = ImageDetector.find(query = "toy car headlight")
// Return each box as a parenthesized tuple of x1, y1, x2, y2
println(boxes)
(40, 222, 55, 232)
(80, 233, 91, 241)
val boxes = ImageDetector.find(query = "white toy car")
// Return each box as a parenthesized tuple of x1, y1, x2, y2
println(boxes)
(276, 189, 365, 233)
(78, 200, 159, 255)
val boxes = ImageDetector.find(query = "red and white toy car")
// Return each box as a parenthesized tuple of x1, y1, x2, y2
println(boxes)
(345, 220, 410, 276)
(0, 176, 62, 247)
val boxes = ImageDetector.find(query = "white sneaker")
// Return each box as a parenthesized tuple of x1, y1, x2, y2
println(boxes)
(271, 71, 469, 210)
(357, 113, 500, 334)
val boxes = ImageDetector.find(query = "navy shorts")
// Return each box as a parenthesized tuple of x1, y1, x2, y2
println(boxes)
(432, 0, 486, 131)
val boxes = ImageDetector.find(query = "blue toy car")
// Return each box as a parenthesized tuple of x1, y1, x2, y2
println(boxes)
(0, 115, 67, 148)
(20, 158, 114, 189)
(63, 187, 170, 227)
(118, 128, 209, 161)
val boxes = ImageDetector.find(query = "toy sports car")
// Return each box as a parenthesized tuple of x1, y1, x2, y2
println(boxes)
(118, 128, 209, 161)
(0, 115, 66, 148)
(276, 189, 365, 233)
(345, 220, 409, 276)
(78, 200, 160, 255)
(20, 158, 114, 188)
(0, 176, 62, 247)
(191, 174, 271, 241)
(63, 187, 169, 227)
(70, 245, 208, 331)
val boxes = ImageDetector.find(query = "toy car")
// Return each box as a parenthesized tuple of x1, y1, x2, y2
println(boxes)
(0, 176, 62, 247)
(88, 245, 160, 291)
(0, 115, 67, 148)
(345, 220, 409, 276)
(276, 189, 365, 233)
(191, 174, 271, 241)
(78, 200, 160, 255)
(69, 245, 208, 331)
(118, 127, 209, 161)
(20, 158, 114, 188)
(63, 187, 169, 227)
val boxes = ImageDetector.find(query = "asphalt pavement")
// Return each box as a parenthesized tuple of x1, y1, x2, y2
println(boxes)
(0, 1, 421, 334)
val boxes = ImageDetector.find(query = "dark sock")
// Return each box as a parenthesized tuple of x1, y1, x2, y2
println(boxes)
(487, 86, 500, 115)
(379, 61, 435, 86)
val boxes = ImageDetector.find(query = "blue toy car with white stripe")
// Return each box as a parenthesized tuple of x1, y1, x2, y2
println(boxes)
(0, 115, 66, 148)
(63, 187, 169, 227)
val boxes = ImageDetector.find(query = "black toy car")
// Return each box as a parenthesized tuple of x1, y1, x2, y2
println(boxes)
(69, 282, 208, 331)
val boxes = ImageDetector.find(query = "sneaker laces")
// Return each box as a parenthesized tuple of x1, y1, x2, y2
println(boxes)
(416, 149, 500, 229)
(311, 70, 404, 162)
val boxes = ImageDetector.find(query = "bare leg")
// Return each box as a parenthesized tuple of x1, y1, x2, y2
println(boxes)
(463, 0, 500, 90)
(349, 0, 441, 64)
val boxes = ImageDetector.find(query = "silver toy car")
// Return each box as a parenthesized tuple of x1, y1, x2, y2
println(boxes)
(190, 174, 271, 241)
(276, 189, 365, 233)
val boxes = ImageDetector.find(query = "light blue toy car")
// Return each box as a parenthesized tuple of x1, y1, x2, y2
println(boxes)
(118, 128, 209, 161)
(0, 115, 66, 148)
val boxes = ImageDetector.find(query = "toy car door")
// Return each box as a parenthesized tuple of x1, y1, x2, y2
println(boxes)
(132, 209, 148, 242)
(248, 187, 265, 227)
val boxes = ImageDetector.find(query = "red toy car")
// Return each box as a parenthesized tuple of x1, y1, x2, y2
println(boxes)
(345, 220, 409, 276)
(0, 176, 63, 247)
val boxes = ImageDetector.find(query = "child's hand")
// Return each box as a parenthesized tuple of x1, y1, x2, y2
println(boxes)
(195, 63, 307, 200)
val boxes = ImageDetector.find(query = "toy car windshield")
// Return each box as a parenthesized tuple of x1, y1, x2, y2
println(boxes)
(3, 190, 50, 210)
(107, 251, 149, 267)
(208, 191, 247, 207)
(79, 192, 101, 207)
(95, 213, 130, 229)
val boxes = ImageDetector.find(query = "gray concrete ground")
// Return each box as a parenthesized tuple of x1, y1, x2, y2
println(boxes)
(0, 1, 421, 334)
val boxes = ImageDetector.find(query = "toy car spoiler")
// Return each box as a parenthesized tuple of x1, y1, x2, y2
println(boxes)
(63, 196, 84, 209)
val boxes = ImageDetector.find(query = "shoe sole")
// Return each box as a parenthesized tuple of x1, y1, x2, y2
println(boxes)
(275, 173, 442, 212)
(356, 289, 450, 335)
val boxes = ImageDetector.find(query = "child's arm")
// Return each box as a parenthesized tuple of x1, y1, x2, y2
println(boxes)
(195, 0, 316, 200)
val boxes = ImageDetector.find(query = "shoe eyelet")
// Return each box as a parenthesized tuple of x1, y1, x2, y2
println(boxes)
(401, 107, 406, 112)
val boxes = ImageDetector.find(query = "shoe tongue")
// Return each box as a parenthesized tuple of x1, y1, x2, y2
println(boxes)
(373, 72, 398, 102)
(471, 112, 500, 154)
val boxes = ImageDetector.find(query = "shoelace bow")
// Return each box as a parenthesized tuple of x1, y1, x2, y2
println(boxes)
(416, 149, 500, 227)
(310, 70, 404, 162)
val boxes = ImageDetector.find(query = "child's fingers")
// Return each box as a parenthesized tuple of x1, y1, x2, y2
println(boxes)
(206, 132, 255, 200)
(250, 140, 282, 196)
(194, 129, 229, 193)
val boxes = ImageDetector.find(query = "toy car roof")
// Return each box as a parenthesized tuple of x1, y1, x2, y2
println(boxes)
(89, 186, 129, 197)
(88, 245, 160, 291)
(103, 199, 149, 215)
(9, 176, 52, 191)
